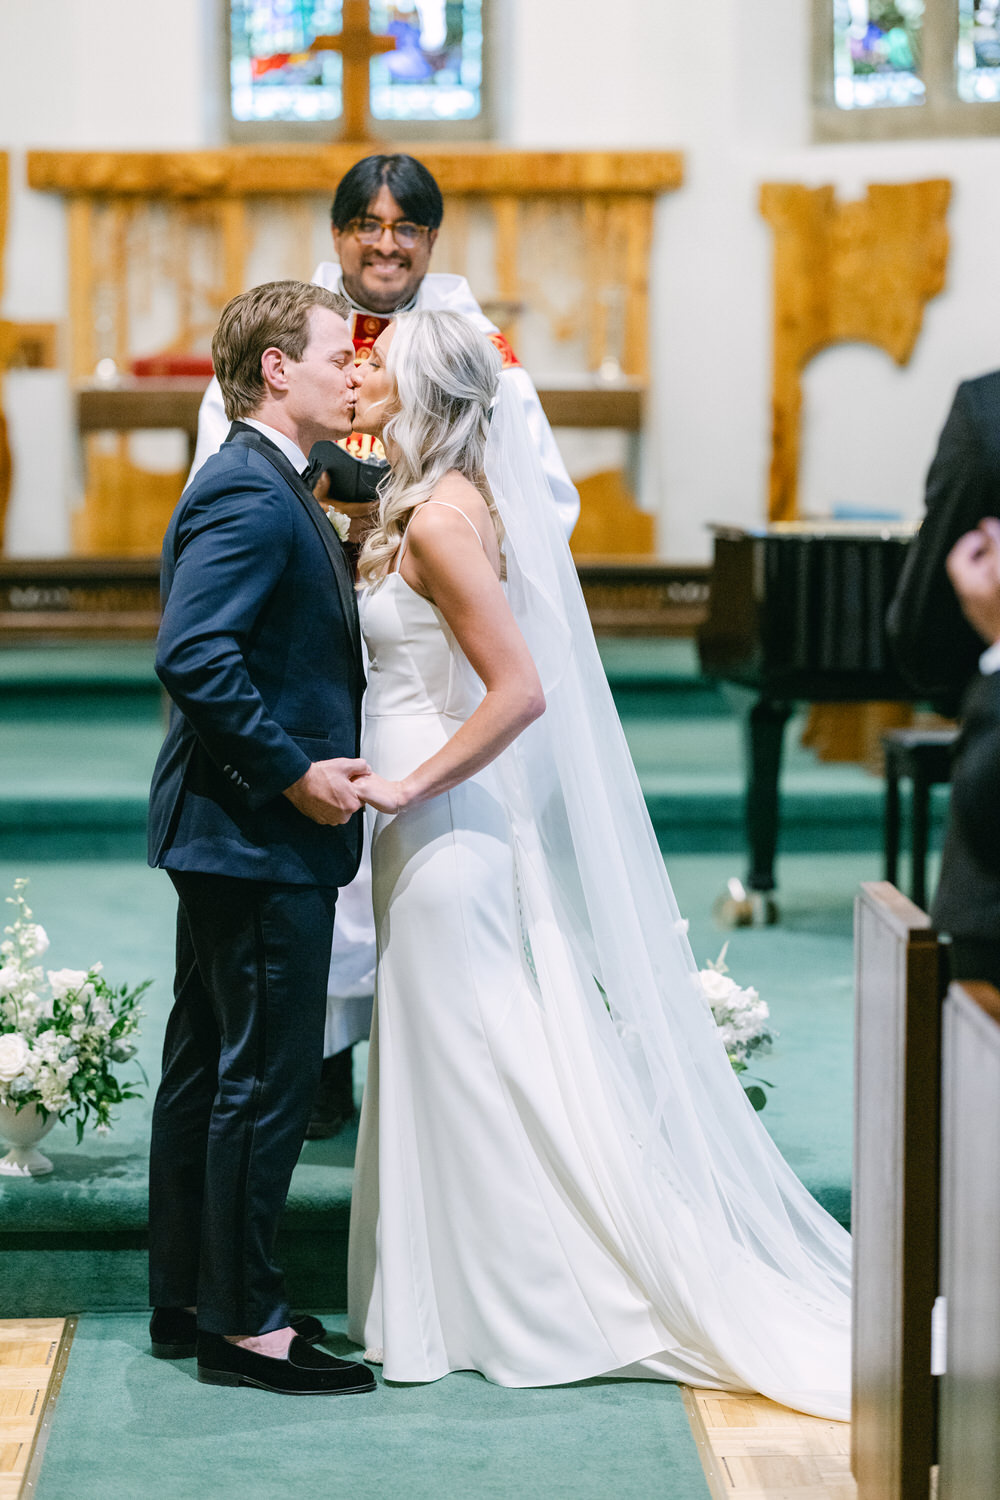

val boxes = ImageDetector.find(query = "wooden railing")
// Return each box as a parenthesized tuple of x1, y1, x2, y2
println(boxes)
(0, 556, 709, 643)
(0, 558, 160, 641)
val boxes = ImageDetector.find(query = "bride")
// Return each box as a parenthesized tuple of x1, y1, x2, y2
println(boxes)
(345, 309, 851, 1419)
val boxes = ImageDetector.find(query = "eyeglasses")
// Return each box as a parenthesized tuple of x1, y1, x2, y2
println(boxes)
(347, 216, 430, 250)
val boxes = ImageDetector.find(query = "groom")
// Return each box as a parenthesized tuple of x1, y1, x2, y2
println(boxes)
(146, 280, 376, 1396)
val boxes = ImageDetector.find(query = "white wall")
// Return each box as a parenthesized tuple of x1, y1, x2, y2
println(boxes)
(0, 0, 210, 553)
(511, 0, 1000, 558)
(2, 0, 999, 557)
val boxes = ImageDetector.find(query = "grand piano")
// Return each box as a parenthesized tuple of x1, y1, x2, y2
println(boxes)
(696, 522, 917, 920)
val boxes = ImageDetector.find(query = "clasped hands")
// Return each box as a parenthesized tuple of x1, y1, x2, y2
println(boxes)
(947, 516, 1000, 647)
(284, 759, 407, 823)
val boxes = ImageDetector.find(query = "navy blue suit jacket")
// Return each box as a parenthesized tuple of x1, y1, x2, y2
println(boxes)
(148, 422, 364, 888)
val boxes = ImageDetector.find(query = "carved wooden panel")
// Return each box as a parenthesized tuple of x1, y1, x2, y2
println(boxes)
(31, 149, 681, 384)
(760, 179, 951, 524)
(26, 147, 681, 558)
(0, 153, 59, 549)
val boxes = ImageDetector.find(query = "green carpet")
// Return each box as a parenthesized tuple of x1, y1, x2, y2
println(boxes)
(0, 637, 947, 860)
(0, 846, 862, 1317)
(0, 635, 919, 1498)
(35, 1314, 710, 1500)
(0, 636, 921, 1314)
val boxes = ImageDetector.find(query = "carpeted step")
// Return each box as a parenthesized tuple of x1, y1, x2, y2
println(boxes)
(0, 641, 883, 1317)
(0, 645, 162, 721)
(1, 640, 941, 860)
(0, 1149, 355, 1318)
(0, 849, 858, 1319)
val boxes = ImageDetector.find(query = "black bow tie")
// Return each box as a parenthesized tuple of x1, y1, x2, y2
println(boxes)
(301, 456, 327, 492)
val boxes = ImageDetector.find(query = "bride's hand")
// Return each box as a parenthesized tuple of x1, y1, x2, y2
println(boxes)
(354, 772, 408, 814)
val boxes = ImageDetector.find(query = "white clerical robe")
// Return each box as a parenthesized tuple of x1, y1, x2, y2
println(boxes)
(189, 264, 579, 1055)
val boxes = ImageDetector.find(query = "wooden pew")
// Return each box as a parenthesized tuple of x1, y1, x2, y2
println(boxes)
(938, 980, 1000, 1498)
(852, 881, 945, 1500)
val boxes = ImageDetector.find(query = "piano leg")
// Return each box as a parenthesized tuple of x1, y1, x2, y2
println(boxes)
(745, 695, 793, 895)
(713, 691, 792, 927)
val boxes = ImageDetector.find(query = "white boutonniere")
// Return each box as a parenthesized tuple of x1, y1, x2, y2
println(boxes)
(324, 506, 352, 544)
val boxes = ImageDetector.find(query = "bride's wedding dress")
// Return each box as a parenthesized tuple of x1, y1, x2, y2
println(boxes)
(346, 396, 851, 1419)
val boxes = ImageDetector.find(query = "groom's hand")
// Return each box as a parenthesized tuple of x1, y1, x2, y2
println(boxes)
(284, 758, 370, 825)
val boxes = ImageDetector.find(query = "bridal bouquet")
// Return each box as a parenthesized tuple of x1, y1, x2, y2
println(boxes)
(699, 944, 775, 1111)
(0, 880, 148, 1141)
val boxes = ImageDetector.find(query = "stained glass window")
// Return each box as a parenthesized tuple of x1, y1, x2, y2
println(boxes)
(369, 1, 482, 122)
(957, 0, 1000, 102)
(231, 2, 341, 123)
(229, 1, 484, 126)
(832, 0, 925, 110)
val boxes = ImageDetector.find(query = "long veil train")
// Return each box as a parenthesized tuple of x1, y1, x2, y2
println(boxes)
(486, 381, 851, 1420)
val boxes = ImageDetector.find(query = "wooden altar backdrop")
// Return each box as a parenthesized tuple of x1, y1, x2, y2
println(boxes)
(24, 146, 683, 558)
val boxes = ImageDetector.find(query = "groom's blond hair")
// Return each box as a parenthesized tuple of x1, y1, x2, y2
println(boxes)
(212, 280, 351, 421)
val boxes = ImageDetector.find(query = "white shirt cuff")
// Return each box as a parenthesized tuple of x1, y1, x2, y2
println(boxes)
(979, 639, 1000, 675)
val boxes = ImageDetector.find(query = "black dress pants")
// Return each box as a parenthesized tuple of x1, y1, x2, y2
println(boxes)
(148, 870, 338, 1335)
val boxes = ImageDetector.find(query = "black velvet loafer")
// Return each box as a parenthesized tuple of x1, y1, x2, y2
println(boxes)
(305, 1048, 358, 1139)
(150, 1308, 326, 1360)
(196, 1332, 377, 1395)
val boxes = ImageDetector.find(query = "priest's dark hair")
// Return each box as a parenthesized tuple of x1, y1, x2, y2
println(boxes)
(332, 154, 445, 232)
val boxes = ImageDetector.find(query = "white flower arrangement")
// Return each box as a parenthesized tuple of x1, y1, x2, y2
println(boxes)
(699, 943, 775, 1111)
(0, 880, 148, 1140)
(324, 505, 352, 544)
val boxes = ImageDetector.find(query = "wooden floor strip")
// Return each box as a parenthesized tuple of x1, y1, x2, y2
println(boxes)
(0, 1319, 74, 1500)
(683, 1386, 856, 1500)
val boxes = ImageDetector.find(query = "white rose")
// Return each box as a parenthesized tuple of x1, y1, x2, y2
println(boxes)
(0, 1032, 31, 1082)
(700, 969, 739, 1005)
(325, 506, 352, 543)
(47, 968, 91, 1000)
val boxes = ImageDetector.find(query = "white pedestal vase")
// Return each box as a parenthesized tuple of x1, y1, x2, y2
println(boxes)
(0, 1102, 57, 1176)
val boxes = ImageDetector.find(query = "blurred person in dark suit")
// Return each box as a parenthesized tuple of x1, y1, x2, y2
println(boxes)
(888, 370, 1000, 716)
(931, 518, 1000, 988)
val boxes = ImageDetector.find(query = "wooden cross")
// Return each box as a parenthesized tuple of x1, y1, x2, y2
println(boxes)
(311, 0, 396, 142)
(0, 153, 58, 551)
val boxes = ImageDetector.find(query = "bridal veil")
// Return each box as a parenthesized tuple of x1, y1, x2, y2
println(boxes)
(485, 379, 851, 1419)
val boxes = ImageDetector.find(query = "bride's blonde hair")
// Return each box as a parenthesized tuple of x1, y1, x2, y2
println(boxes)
(357, 310, 504, 586)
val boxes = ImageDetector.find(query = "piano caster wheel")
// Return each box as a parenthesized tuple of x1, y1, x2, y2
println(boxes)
(713, 879, 780, 928)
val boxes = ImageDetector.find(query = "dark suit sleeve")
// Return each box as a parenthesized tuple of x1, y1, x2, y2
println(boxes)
(950, 673, 1000, 876)
(155, 463, 312, 809)
(887, 381, 992, 710)
(307, 441, 385, 503)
